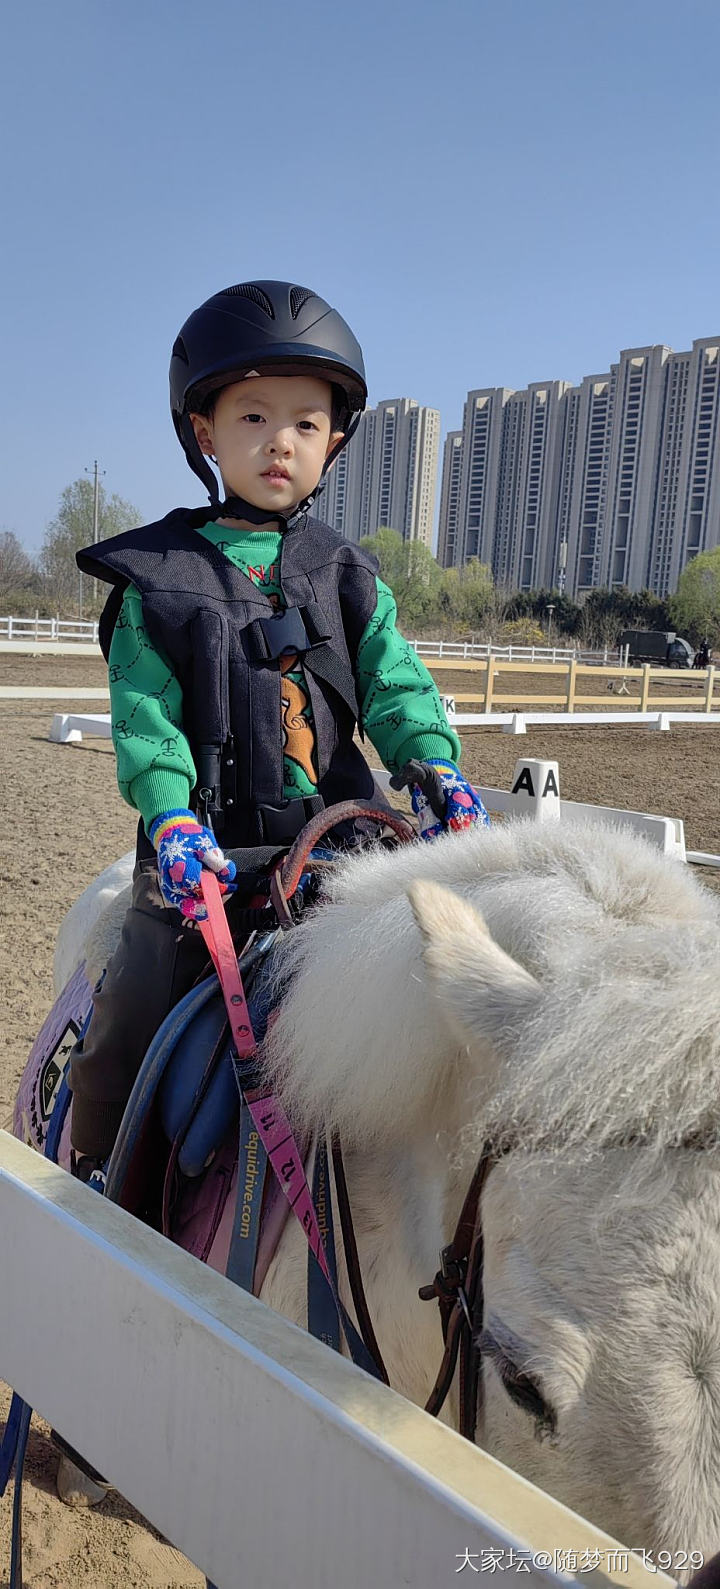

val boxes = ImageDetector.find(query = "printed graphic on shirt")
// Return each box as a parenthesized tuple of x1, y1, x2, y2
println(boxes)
(279, 655, 317, 787)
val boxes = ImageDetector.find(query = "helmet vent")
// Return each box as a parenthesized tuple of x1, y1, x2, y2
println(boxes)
(223, 283, 275, 318)
(172, 335, 189, 364)
(289, 286, 315, 318)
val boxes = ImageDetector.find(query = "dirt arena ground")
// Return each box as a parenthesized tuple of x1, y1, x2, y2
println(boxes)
(0, 652, 718, 1585)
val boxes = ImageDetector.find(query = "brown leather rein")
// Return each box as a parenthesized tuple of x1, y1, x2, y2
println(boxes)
(420, 1146, 499, 1441)
(270, 798, 415, 926)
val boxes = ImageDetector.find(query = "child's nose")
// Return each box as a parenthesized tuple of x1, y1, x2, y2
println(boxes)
(266, 427, 294, 453)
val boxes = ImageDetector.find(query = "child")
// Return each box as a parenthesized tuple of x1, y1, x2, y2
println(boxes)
(70, 279, 488, 1178)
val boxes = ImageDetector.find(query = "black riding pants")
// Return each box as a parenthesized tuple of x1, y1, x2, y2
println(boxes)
(67, 858, 211, 1159)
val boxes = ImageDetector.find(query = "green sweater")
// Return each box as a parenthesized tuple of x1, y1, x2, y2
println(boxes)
(108, 522, 461, 833)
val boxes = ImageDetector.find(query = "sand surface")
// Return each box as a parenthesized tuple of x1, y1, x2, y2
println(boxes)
(0, 652, 718, 1584)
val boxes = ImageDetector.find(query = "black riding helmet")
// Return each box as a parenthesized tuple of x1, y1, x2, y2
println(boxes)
(170, 280, 367, 527)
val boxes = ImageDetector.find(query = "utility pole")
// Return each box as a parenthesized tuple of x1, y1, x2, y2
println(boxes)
(85, 460, 105, 606)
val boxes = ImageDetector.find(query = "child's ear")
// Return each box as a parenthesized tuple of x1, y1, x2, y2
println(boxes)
(189, 412, 215, 457)
(324, 430, 345, 466)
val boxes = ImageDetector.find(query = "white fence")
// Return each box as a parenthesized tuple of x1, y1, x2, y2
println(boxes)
(0, 616, 621, 666)
(0, 1132, 661, 1589)
(0, 614, 100, 643)
(409, 638, 624, 665)
(50, 699, 720, 743)
(444, 705, 720, 734)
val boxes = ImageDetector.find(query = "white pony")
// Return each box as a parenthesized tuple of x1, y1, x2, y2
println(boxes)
(58, 818, 720, 1561)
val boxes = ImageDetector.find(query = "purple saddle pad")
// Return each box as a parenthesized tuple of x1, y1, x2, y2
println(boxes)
(13, 964, 94, 1167)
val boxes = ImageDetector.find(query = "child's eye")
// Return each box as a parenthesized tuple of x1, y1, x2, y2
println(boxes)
(243, 413, 264, 424)
(298, 420, 318, 432)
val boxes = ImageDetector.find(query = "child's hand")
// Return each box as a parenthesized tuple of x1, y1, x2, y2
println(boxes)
(149, 809, 237, 920)
(390, 759, 490, 842)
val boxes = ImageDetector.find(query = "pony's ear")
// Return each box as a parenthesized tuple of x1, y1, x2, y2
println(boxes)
(407, 880, 541, 1049)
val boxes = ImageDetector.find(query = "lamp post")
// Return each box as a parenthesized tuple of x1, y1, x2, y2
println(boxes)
(545, 604, 556, 644)
(85, 460, 105, 607)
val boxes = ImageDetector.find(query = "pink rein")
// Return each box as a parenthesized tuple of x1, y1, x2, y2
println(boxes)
(197, 869, 332, 1284)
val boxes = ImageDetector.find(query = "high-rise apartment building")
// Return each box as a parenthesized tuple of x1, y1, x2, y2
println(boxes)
(440, 337, 720, 597)
(648, 338, 720, 594)
(493, 382, 570, 590)
(598, 346, 671, 590)
(556, 371, 615, 596)
(320, 398, 441, 547)
(456, 389, 509, 564)
(437, 432, 463, 565)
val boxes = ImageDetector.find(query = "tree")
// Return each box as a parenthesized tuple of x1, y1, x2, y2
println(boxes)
(578, 587, 632, 648)
(0, 531, 42, 612)
(437, 559, 494, 633)
(39, 479, 141, 613)
(578, 585, 674, 648)
(669, 547, 720, 646)
(359, 528, 441, 627)
(358, 527, 406, 589)
(506, 587, 582, 637)
(630, 588, 672, 631)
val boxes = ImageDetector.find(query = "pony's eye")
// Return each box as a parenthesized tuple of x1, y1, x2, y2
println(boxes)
(478, 1329, 556, 1435)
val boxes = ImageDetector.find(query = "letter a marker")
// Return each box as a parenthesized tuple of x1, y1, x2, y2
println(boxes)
(510, 759, 560, 822)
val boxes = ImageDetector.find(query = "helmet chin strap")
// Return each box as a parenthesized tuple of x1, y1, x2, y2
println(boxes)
(217, 481, 324, 532)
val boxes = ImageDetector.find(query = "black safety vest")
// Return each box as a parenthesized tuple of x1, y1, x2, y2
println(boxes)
(78, 507, 385, 850)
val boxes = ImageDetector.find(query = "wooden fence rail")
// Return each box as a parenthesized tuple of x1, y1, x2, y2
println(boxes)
(426, 659, 717, 716)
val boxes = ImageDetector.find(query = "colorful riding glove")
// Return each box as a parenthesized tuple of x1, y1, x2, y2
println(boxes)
(390, 758, 490, 842)
(149, 809, 237, 921)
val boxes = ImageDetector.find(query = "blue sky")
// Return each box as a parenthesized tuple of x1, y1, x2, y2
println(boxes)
(3, 0, 720, 552)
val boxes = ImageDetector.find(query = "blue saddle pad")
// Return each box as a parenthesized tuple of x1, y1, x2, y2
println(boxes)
(156, 950, 276, 1179)
(158, 991, 239, 1177)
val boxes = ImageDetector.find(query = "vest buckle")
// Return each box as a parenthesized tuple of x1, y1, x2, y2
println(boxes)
(256, 796, 324, 844)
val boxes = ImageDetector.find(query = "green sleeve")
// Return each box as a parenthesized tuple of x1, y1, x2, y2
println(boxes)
(355, 579, 462, 772)
(108, 583, 196, 834)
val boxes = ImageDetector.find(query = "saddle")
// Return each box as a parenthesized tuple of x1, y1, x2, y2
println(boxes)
(132, 801, 414, 1267)
(83, 800, 412, 1314)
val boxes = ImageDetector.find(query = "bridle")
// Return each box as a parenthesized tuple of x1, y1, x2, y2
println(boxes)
(417, 1131, 720, 1444)
(327, 1136, 504, 1444)
(420, 1144, 500, 1442)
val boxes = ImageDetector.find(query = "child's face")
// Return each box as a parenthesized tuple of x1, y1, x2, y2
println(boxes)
(190, 373, 344, 518)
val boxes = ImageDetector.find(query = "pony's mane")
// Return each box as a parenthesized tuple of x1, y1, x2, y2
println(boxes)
(262, 818, 720, 1159)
